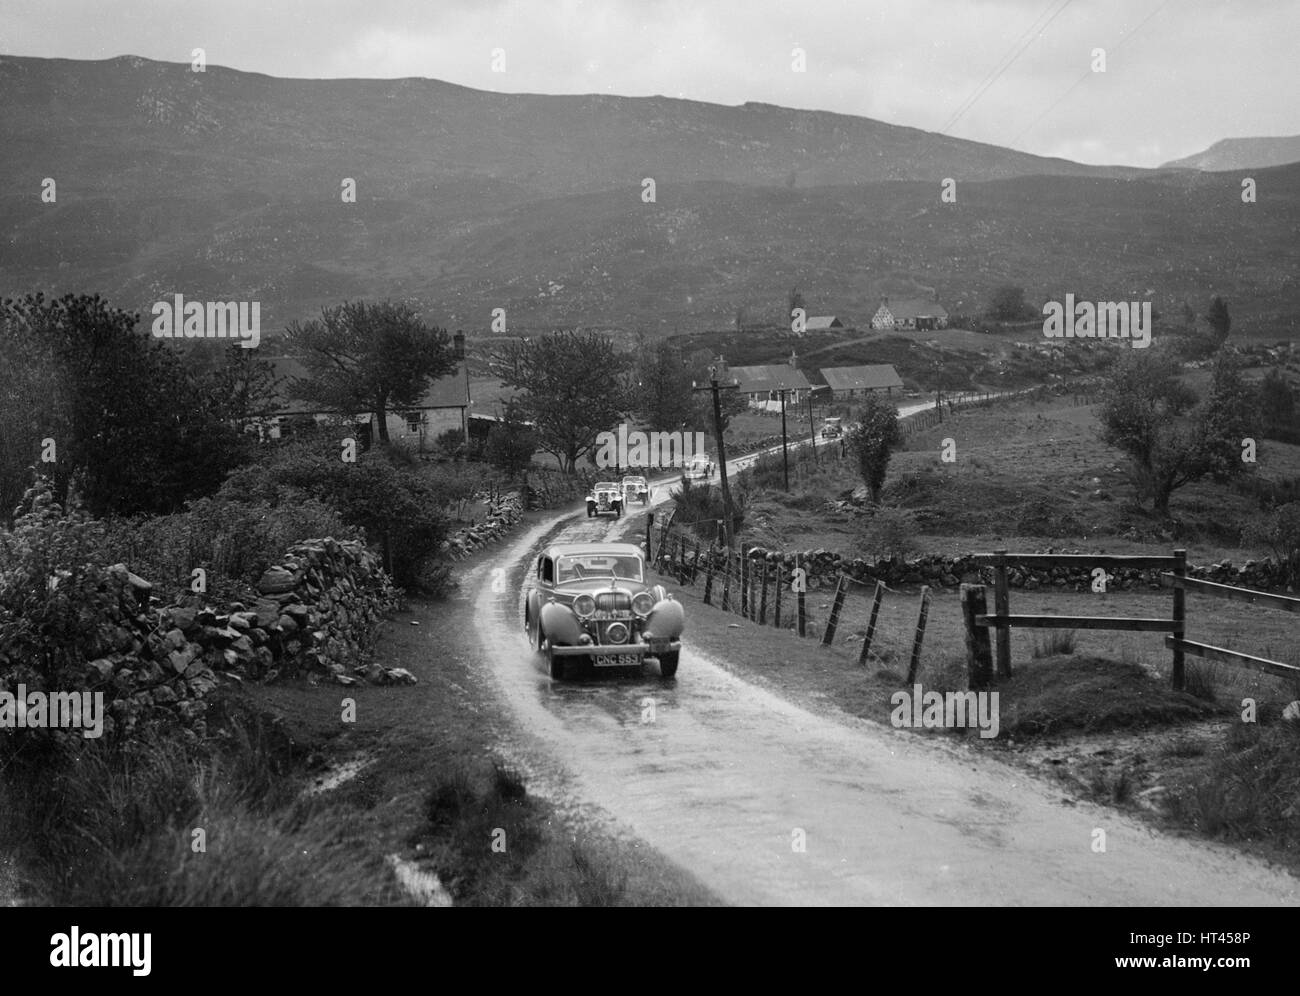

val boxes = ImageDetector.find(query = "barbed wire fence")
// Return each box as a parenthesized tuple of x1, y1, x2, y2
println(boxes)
(651, 521, 936, 677)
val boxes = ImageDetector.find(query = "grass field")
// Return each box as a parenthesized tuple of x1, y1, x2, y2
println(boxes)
(735, 393, 1300, 559)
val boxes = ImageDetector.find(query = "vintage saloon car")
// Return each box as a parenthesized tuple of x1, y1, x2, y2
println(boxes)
(524, 542, 685, 679)
(621, 475, 650, 506)
(585, 481, 624, 517)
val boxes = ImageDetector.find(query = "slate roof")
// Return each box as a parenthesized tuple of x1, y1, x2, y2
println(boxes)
(820, 364, 904, 392)
(726, 364, 813, 395)
(880, 299, 948, 320)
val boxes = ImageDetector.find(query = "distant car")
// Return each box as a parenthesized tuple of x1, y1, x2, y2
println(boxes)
(621, 475, 650, 506)
(586, 481, 624, 518)
(683, 454, 712, 482)
(524, 542, 685, 679)
(820, 417, 843, 439)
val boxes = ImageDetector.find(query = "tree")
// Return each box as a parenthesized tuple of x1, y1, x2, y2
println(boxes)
(788, 286, 806, 321)
(1099, 349, 1254, 514)
(484, 401, 538, 478)
(845, 395, 904, 503)
(0, 292, 270, 521)
(986, 284, 1033, 321)
(1258, 368, 1297, 441)
(631, 339, 695, 431)
(490, 331, 627, 473)
(1205, 296, 1231, 344)
(283, 300, 457, 447)
(1199, 350, 1257, 482)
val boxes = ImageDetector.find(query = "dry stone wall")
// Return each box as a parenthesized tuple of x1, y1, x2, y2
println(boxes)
(78, 537, 402, 740)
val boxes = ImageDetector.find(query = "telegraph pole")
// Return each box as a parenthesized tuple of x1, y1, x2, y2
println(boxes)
(807, 392, 817, 465)
(779, 388, 790, 491)
(694, 368, 739, 549)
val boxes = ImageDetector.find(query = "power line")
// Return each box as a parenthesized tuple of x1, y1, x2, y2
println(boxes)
(940, 0, 1067, 133)
(1010, 0, 1173, 147)
(940, 0, 1075, 135)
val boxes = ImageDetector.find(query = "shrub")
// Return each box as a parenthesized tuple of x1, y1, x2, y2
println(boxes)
(1242, 501, 1300, 585)
(105, 495, 359, 604)
(217, 439, 451, 591)
(668, 477, 744, 543)
(854, 506, 918, 563)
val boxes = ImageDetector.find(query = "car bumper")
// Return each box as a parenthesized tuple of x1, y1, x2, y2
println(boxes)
(552, 638, 681, 661)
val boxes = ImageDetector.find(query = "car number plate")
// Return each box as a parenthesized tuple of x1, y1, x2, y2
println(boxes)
(594, 653, 640, 666)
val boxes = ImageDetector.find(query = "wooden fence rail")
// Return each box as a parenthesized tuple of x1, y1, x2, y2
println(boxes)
(962, 548, 1297, 690)
(1159, 572, 1300, 681)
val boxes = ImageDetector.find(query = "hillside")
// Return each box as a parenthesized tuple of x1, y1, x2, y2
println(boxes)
(1161, 135, 1300, 171)
(3, 55, 1299, 336)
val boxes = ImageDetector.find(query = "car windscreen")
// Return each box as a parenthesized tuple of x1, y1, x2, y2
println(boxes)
(555, 554, 644, 583)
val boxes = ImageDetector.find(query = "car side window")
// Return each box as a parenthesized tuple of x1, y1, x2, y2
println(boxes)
(540, 557, 554, 584)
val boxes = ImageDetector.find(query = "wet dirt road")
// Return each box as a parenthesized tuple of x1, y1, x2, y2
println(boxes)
(466, 427, 1299, 905)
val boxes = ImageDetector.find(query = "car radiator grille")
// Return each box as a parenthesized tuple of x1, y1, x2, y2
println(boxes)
(595, 592, 631, 613)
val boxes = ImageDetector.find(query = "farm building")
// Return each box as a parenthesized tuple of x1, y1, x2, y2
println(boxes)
(870, 297, 949, 331)
(819, 364, 904, 398)
(712, 354, 813, 409)
(804, 315, 845, 331)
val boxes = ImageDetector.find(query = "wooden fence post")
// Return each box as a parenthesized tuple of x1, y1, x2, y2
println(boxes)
(691, 541, 701, 584)
(993, 549, 1012, 678)
(1171, 547, 1186, 691)
(721, 550, 733, 612)
(758, 560, 770, 624)
(907, 586, 932, 684)
(821, 575, 847, 646)
(797, 560, 807, 638)
(702, 551, 715, 606)
(961, 584, 994, 690)
(773, 563, 783, 629)
(858, 580, 885, 666)
(740, 550, 750, 619)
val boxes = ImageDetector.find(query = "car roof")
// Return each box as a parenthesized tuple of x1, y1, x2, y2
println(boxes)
(546, 542, 645, 558)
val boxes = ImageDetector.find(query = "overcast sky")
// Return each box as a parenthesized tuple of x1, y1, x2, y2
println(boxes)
(2, 0, 1295, 167)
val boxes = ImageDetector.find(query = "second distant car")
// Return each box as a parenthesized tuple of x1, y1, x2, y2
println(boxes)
(621, 475, 650, 506)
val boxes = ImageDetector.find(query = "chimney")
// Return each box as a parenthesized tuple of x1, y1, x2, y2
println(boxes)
(881, 296, 888, 307)
(453, 329, 466, 360)
(789, 349, 797, 369)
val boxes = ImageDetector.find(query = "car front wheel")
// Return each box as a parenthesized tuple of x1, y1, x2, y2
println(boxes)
(657, 651, 679, 678)
(586, 504, 594, 518)
(544, 638, 564, 679)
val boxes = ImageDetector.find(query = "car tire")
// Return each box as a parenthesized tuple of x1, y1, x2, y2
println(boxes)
(657, 650, 679, 678)
(545, 638, 564, 679)
(586, 505, 594, 518)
